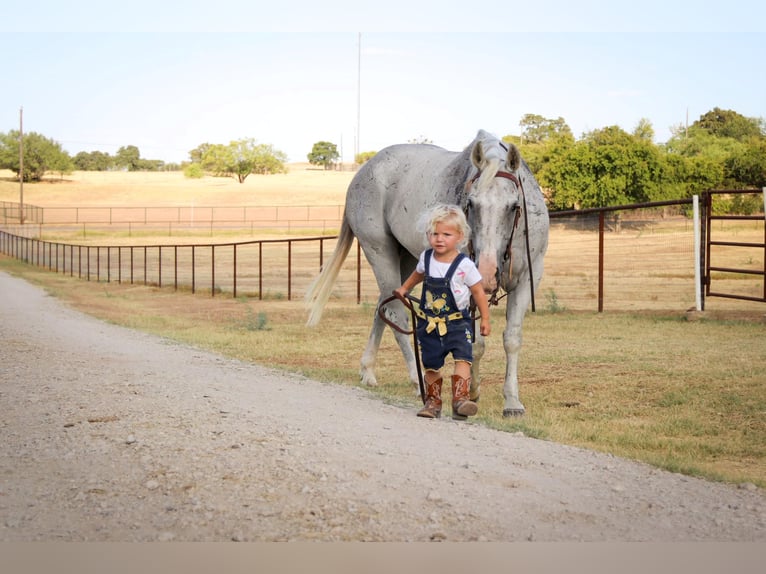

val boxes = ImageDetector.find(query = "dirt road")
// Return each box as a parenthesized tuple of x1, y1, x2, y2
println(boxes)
(1, 270, 764, 542)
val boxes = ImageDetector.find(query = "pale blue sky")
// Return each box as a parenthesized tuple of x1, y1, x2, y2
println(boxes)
(2, 2, 764, 164)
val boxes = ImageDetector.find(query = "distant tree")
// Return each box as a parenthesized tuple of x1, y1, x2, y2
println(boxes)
(114, 145, 141, 171)
(541, 126, 671, 209)
(50, 150, 75, 179)
(725, 139, 766, 188)
(135, 158, 164, 171)
(201, 139, 287, 183)
(695, 107, 764, 141)
(307, 141, 340, 170)
(355, 150, 377, 165)
(519, 114, 573, 145)
(507, 128, 574, 176)
(184, 163, 205, 179)
(632, 118, 655, 141)
(189, 143, 214, 164)
(0, 130, 72, 182)
(73, 150, 113, 171)
(250, 143, 288, 175)
(666, 112, 766, 189)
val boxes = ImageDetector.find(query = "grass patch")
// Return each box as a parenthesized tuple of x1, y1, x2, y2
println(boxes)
(2, 255, 765, 489)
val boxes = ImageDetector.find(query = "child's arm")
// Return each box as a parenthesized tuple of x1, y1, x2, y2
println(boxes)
(394, 270, 424, 299)
(469, 282, 491, 336)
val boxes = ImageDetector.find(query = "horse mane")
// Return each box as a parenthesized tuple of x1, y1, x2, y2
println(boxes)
(469, 131, 508, 195)
(476, 156, 502, 192)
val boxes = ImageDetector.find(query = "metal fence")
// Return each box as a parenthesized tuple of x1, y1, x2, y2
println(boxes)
(0, 202, 344, 236)
(2, 197, 764, 313)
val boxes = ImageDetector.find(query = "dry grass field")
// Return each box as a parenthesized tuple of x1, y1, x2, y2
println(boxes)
(3, 168, 763, 312)
(0, 165, 352, 207)
(1, 167, 765, 487)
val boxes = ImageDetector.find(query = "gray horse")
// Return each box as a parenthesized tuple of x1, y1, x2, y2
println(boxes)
(306, 130, 549, 416)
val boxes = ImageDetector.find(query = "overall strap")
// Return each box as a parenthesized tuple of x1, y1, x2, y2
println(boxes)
(423, 249, 465, 280)
(443, 252, 466, 281)
(423, 248, 434, 276)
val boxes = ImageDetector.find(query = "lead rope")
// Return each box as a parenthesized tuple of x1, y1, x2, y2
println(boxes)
(520, 180, 536, 312)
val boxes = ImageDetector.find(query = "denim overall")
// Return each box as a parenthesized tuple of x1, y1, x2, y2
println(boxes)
(416, 249, 473, 369)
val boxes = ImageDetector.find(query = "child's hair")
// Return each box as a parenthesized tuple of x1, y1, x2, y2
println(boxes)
(417, 204, 471, 249)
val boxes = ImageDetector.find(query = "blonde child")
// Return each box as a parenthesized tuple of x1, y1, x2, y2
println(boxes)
(394, 204, 491, 419)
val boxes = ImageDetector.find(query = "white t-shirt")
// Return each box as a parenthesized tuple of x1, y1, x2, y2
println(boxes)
(416, 251, 482, 311)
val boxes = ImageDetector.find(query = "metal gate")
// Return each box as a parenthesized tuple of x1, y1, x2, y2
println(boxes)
(702, 188, 766, 308)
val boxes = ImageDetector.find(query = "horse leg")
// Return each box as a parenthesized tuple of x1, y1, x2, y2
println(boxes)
(502, 283, 532, 417)
(359, 308, 386, 387)
(359, 298, 418, 391)
(358, 245, 419, 392)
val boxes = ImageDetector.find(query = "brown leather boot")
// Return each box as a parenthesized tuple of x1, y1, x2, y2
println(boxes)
(417, 376, 442, 418)
(451, 375, 478, 420)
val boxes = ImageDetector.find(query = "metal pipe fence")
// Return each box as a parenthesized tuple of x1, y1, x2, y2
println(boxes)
(2, 197, 764, 312)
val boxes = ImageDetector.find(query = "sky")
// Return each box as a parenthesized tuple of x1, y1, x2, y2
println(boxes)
(2, 2, 764, 165)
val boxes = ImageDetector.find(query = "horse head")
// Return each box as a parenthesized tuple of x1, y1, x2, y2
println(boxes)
(464, 137, 524, 298)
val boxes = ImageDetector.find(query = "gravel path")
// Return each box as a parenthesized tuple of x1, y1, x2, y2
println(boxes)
(1, 270, 764, 542)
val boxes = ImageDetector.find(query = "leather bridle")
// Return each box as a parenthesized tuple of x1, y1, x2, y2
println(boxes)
(464, 169, 536, 311)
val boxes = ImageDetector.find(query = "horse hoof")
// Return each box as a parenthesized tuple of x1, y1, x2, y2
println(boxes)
(503, 408, 525, 418)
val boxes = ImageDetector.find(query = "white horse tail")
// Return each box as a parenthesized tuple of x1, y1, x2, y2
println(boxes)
(305, 216, 356, 326)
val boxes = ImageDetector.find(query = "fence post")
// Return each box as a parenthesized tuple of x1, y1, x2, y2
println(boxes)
(288, 240, 293, 301)
(233, 244, 237, 299)
(693, 195, 702, 311)
(762, 187, 766, 302)
(598, 212, 604, 312)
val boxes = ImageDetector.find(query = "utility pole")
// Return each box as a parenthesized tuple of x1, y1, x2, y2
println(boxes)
(19, 106, 24, 225)
(355, 32, 361, 163)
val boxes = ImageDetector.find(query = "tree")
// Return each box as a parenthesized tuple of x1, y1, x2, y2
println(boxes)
(519, 114, 573, 145)
(725, 139, 766, 188)
(307, 141, 339, 170)
(355, 151, 377, 165)
(114, 145, 141, 171)
(249, 143, 288, 175)
(541, 126, 671, 209)
(184, 163, 205, 179)
(189, 143, 214, 164)
(201, 139, 287, 183)
(73, 150, 113, 171)
(0, 130, 72, 182)
(632, 118, 655, 142)
(695, 107, 763, 141)
(666, 108, 766, 189)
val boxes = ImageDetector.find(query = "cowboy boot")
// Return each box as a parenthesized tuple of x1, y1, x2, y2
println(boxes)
(417, 377, 442, 418)
(451, 374, 478, 420)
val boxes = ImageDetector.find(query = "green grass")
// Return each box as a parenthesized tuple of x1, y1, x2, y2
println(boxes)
(2, 255, 764, 489)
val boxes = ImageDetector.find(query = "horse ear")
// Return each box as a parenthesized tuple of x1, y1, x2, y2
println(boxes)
(471, 140, 485, 169)
(506, 143, 521, 171)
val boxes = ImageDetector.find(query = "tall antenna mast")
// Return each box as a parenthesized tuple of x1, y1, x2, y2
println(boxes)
(19, 106, 24, 225)
(355, 32, 361, 162)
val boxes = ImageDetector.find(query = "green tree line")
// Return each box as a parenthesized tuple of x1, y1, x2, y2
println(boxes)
(507, 108, 765, 210)
(0, 135, 290, 183)
(2, 107, 764, 202)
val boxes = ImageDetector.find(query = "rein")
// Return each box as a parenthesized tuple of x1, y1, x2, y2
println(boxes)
(465, 170, 537, 312)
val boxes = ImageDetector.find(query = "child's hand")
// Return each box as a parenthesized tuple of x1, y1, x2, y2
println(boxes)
(480, 318, 491, 337)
